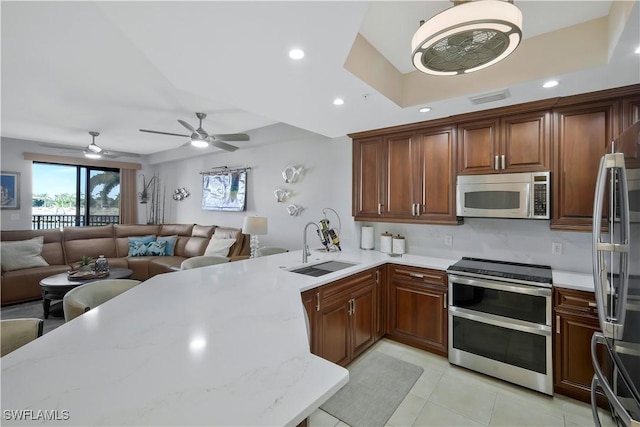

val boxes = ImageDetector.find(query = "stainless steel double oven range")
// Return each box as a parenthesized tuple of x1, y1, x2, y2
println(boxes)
(447, 257, 554, 395)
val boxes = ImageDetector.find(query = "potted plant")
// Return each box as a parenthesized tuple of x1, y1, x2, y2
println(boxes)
(77, 256, 94, 272)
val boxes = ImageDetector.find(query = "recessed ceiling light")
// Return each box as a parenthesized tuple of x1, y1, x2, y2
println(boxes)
(333, 98, 344, 106)
(419, 107, 432, 113)
(543, 80, 559, 88)
(289, 49, 305, 60)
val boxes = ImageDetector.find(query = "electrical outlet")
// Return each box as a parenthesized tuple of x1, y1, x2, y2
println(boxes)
(445, 235, 453, 246)
(552, 242, 563, 255)
(10, 214, 19, 220)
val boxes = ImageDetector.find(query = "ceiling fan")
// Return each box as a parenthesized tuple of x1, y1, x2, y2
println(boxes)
(39, 131, 140, 159)
(139, 112, 249, 152)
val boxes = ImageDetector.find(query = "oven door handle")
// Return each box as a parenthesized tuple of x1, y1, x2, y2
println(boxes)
(449, 306, 551, 336)
(448, 275, 552, 297)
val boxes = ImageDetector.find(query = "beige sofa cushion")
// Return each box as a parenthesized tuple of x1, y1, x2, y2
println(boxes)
(1, 237, 49, 271)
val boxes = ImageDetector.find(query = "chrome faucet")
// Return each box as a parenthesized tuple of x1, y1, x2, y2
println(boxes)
(302, 221, 320, 263)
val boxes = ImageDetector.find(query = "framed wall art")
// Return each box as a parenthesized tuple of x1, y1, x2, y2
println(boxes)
(201, 169, 247, 212)
(0, 171, 20, 209)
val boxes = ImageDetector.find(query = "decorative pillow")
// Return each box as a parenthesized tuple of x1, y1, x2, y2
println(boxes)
(128, 235, 155, 257)
(145, 241, 167, 256)
(1, 236, 50, 271)
(156, 235, 178, 256)
(204, 238, 236, 257)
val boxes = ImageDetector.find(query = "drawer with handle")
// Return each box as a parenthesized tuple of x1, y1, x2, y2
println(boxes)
(389, 265, 447, 287)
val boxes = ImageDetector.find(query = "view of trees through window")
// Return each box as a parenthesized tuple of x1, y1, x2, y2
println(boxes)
(32, 162, 120, 229)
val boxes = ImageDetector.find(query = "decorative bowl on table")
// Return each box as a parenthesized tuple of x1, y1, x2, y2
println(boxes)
(67, 270, 110, 281)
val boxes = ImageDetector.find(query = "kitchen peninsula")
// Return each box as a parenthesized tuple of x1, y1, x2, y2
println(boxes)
(1, 248, 596, 426)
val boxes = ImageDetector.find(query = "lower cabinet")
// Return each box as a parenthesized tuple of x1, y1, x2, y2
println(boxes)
(553, 287, 608, 407)
(302, 267, 383, 366)
(387, 265, 448, 356)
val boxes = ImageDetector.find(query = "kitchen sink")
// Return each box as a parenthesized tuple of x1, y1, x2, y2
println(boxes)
(289, 261, 358, 277)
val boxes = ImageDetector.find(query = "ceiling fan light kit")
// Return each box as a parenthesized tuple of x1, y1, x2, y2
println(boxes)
(190, 137, 209, 148)
(84, 131, 103, 159)
(411, 0, 523, 76)
(140, 112, 248, 152)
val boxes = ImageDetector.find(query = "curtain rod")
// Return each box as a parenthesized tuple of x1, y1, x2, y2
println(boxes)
(199, 166, 252, 176)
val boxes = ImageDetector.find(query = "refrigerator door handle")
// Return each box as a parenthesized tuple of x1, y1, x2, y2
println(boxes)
(592, 152, 630, 339)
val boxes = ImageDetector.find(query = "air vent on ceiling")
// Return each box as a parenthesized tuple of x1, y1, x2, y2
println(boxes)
(469, 89, 510, 105)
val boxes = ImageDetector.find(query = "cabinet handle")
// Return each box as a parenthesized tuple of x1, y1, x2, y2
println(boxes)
(352, 298, 355, 315)
(588, 301, 597, 308)
(375, 270, 380, 284)
(501, 155, 505, 170)
(495, 155, 499, 171)
(409, 272, 424, 279)
(443, 293, 447, 309)
(378, 203, 382, 216)
(556, 315, 560, 334)
(315, 292, 320, 311)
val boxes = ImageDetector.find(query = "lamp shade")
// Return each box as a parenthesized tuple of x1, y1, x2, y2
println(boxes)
(242, 216, 268, 235)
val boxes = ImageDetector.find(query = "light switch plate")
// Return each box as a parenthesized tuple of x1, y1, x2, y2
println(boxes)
(552, 242, 563, 255)
(445, 235, 453, 246)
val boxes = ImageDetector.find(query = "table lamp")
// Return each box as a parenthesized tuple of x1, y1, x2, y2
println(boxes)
(242, 216, 268, 258)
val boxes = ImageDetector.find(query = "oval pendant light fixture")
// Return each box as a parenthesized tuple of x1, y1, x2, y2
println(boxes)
(411, 0, 523, 76)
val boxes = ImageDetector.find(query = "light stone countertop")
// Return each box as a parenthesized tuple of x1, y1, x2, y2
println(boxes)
(0, 248, 594, 426)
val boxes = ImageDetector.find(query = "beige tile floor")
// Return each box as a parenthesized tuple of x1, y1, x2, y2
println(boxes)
(310, 339, 616, 427)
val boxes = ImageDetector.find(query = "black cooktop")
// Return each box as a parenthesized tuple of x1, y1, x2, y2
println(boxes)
(447, 257, 553, 285)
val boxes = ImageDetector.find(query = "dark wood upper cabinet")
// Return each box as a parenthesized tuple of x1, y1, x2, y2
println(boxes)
(350, 83, 640, 231)
(457, 118, 499, 174)
(501, 110, 551, 172)
(551, 101, 619, 231)
(353, 126, 459, 224)
(457, 111, 550, 175)
(385, 132, 415, 218)
(414, 126, 459, 223)
(352, 136, 385, 218)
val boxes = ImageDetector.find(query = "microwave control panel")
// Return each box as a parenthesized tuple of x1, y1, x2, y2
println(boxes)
(532, 174, 549, 218)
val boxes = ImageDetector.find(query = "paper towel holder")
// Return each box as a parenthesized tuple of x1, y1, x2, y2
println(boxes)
(361, 225, 374, 250)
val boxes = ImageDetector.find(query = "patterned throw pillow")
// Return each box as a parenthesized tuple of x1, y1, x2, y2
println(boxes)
(156, 235, 178, 256)
(128, 235, 155, 257)
(146, 241, 167, 256)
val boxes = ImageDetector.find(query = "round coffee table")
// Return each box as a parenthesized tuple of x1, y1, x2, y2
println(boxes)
(40, 268, 133, 319)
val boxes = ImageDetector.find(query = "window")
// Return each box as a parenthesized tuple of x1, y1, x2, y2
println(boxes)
(32, 162, 120, 229)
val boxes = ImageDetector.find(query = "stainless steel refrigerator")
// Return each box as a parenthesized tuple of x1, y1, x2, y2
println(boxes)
(592, 120, 640, 427)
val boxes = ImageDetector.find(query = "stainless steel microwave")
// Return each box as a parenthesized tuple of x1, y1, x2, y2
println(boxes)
(456, 171, 550, 219)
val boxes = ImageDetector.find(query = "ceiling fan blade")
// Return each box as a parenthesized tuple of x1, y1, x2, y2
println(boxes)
(207, 138, 239, 152)
(139, 129, 189, 138)
(212, 133, 250, 142)
(178, 120, 197, 134)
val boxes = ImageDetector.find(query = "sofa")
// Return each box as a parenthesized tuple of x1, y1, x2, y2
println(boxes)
(0, 224, 249, 306)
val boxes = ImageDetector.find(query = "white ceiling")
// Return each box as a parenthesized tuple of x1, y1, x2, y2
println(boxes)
(1, 1, 639, 160)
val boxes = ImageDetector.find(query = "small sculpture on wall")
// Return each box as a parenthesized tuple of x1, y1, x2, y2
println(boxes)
(287, 204, 303, 216)
(274, 188, 290, 203)
(172, 188, 190, 201)
(281, 165, 303, 183)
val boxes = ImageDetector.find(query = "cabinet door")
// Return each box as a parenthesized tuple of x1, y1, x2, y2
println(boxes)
(501, 110, 551, 172)
(415, 126, 458, 222)
(457, 119, 499, 175)
(353, 137, 385, 219)
(387, 266, 448, 356)
(350, 282, 375, 360)
(552, 102, 618, 231)
(622, 95, 640, 130)
(385, 132, 415, 218)
(316, 294, 350, 366)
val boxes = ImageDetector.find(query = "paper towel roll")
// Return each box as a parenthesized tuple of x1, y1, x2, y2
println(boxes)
(361, 226, 374, 250)
(380, 233, 392, 254)
(392, 235, 406, 254)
